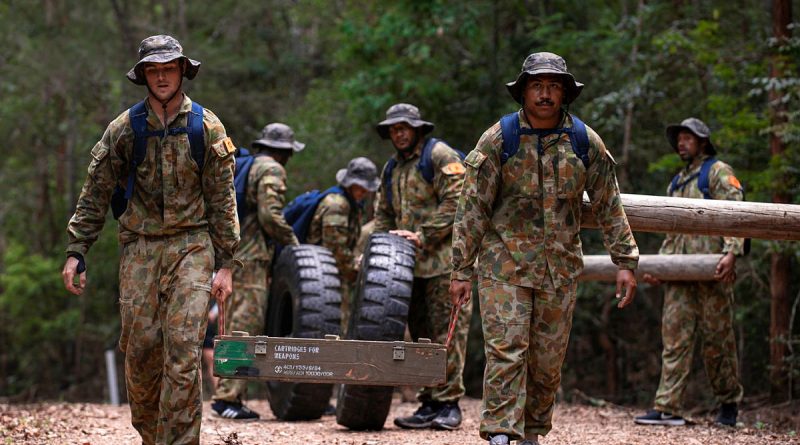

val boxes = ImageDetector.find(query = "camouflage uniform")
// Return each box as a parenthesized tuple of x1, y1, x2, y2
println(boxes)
(652, 120, 744, 416)
(374, 105, 472, 404)
(451, 53, 638, 441)
(66, 37, 239, 445)
(215, 125, 300, 405)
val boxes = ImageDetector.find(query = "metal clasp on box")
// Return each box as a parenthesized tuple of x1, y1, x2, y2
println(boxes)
(254, 341, 267, 355)
(393, 343, 405, 361)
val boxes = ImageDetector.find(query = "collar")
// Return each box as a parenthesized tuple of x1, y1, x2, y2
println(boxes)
(685, 153, 712, 173)
(517, 109, 570, 131)
(392, 137, 425, 162)
(143, 93, 192, 128)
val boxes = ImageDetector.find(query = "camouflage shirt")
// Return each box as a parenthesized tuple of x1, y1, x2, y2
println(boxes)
(659, 154, 745, 256)
(238, 154, 299, 262)
(66, 95, 239, 270)
(451, 111, 639, 288)
(374, 139, 466, 278)
(307, 192, 362, 282)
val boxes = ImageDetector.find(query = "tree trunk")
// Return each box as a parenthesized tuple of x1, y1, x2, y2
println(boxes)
(581, 194, 800, 241)
(580, 254, 721, 282)
(768, 0, 793, 403)
(618, 0, 644, 189)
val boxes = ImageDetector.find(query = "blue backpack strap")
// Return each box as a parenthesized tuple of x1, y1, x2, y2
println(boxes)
(568, 114, 591, 169)
(233, 147, 256, 223)
(697, 157, 717, 200)
(126, 100, 151, 200)
(417, 137, 439, 183)
(285, 185, 345, 243)
(187, 101, 205, 172)
(499, 112, 521, 165)
(668, 174, 681, 196)
(382, 158, 398, 211)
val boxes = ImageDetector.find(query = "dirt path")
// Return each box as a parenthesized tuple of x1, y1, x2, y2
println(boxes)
(2, 397, 798, 444)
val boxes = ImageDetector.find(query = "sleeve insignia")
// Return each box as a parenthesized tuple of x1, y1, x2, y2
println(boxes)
(441, 162, 466, 175)
(223, 137, 236, 154)
(728, 175, 742, 189)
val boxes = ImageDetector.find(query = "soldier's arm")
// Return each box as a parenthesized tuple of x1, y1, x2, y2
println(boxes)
(420, 142, 465, 248)
(201, 110, 240, 270)
(451, 130, 500, 281)
(318, 196, 358, 282)
(372, 163, 397, 233)
(256, 166, 299, 246)
(711, 163, 745, 256)
(584, 130, 639, 270)
(66, 116, 129, 257)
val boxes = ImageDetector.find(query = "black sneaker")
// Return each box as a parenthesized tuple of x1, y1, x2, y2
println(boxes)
(715, 403, 738, 426)
(211, 400, 260, 420)
(431, 402, 462, 430)
(394, 401, 442, 429)
(634, 409, 686, 426)
(487, 434, 510, 445)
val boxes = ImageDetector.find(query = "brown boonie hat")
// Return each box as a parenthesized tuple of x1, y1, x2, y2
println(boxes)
(375, 103, 434, 139)
(252, 123, 305, 152)
(336, 157, 379, 192)
(506, 52, 584, 105)
(126, 35, 201, 85)
(665, 117, 716, 155)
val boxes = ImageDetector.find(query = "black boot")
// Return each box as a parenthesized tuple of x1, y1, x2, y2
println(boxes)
(715, 402, 738, 426)
(394, 401, 442, 429)
(431, 401, 462, 430)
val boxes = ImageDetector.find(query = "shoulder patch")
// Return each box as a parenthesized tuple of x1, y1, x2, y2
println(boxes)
(464, 150, 487, 169)
(728, 175, 742, 190)
(223, 137, 236, 154)
(212, 137, 236, 157)
(441, 162, 466, 175)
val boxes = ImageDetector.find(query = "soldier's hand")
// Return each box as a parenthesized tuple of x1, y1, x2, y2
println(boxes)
(714, 252, 737, 284)
(389, 229, 422, 248)
(212, 268, 233, 303)
(449, 279, 472, 306)
(642, 273, 661, 286)
(615, 269, 637, 309)
(62, 256, 86, 296)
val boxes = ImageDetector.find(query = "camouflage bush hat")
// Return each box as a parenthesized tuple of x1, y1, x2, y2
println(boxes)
(376, 103, 435, 139)
(506, 52, 584, 105)
(251, 123, 305, 152)
(336, 157, 380, 192)
(665, 117, 717, 155)
(126, 35, 201, 85)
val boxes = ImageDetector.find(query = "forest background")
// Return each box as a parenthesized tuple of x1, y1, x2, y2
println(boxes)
(1, 0, 799, 413)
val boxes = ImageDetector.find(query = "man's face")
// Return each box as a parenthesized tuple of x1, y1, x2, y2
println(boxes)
(676, 130, 705, 161)
(143, 61, 182, 102)
(347, 184, 369, 202)
(522, 74, 564, 125)
(388, 123, 417, 152)
(271, 150, 293, 166)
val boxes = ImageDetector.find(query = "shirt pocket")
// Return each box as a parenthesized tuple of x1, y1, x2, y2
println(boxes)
(556, 143, 586, 199)
(88, 143, 109, 177)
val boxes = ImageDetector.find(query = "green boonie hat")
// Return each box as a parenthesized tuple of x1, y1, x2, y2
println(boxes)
(126, 35, 201, 85)
(252, 123, 305, 152)
(336, 157, 380, 192)
(505, 52, 584, 105)
(665, 117, 717, 155)
(375, 103, 435, 139)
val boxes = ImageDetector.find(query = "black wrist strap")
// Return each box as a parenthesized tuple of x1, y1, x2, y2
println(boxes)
(67, 252, 86, 274)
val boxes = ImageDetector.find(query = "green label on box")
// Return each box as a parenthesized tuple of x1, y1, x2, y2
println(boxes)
(214, 340, 254, 376)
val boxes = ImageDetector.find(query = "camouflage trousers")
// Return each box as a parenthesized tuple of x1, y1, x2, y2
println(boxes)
(118, 231, 214, 445)
(407, 273, 472, 403)
(654, 281, 743, 415)
(478, 274, 577, 440)
(214, 259, 269, 402)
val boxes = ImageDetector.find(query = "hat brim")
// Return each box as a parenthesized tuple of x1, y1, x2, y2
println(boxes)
(252, 139, 305, 153)
(376, 117, 435, 139)
(505, 71, 583, 105)
(336, 169, 380, 192)
(126, 54, 201, 85)
(665, 124, 716, 155)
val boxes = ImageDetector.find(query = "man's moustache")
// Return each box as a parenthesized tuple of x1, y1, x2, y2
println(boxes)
(536, 101, 554, 106)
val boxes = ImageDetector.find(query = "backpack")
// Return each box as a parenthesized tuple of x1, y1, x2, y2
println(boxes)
(110, 100, 205, 219)
(382, 137, 466, 208)
(282, 186, 347, 243)
(233, 147, 257, 223)
(668, 157, 751, 255)
(498, 111, 590, 167)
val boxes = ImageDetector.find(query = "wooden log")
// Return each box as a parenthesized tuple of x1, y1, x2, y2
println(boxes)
(580, 254, 722, 282)
(580, 193, 800, 241)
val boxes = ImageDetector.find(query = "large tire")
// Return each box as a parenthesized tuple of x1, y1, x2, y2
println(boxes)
(265, 245, 342, 421)
(336, 233, 416, 430)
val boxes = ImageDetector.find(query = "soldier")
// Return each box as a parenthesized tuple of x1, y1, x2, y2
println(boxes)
(61, 35, 239, 444)
(212, 123, 303, 420)
(307, 157, 379, 333)
(373, 103, 472, 431)
(449, 52, 639, 445)
(634, 118, 744, 427)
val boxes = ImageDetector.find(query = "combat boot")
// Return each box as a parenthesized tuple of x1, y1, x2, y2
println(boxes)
(431, 401, 462, 430)
(487, 434, 509, 445)
(715, 402, 738, 426)
(394, 401, 442, 429)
